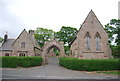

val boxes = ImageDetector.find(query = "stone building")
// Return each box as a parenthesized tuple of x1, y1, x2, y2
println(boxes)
(70, 10, 113, 59)
(0, 29, 42, 57)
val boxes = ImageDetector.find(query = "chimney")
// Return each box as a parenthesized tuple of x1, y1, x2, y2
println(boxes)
(4, 32, 8, 42)
(29, 30, 34, 37)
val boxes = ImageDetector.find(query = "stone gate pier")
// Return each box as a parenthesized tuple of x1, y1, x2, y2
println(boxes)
(42, 39, 65, 64)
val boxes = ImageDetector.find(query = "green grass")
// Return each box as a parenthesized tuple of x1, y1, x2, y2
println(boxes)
(97, 71, 120, 75)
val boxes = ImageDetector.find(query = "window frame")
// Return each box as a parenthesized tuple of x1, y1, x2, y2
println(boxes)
(19, 53, 26, 57)
(5, 53, 9, 56)
(85, 32, 91, 50)
(95, 32, 101, 51)
(21, 42, 25, 48)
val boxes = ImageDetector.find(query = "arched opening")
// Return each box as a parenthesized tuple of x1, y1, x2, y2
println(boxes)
(46, 45, 60, 64)
(42, 39, 65, 64)
(47, 45, 60, 56)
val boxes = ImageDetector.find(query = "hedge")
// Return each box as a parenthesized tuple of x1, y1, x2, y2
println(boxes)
(1, 56, 43, 68)
(59, 57, 120, 71)
(2, 56, 18, 68)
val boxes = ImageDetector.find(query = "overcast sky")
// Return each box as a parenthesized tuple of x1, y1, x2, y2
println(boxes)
(0, 0, 119, 38)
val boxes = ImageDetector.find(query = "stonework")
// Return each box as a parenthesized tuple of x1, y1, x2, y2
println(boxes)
(0, 29, 42, 57)
(70, 10, 113, 59)
(42, 39, 65, 64)
(0, 10, 113, 64)
(49, 48, 56, 57)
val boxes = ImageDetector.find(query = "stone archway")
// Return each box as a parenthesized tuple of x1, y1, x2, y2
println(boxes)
(42, 39, 65, 64)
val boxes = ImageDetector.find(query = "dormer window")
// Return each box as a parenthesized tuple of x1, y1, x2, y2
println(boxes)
(21, 42, 25, 48)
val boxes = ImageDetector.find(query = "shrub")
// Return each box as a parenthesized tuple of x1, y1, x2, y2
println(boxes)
(1, 56, 42, 68)
(2, 56, 18, 68)
(59, 57, 120, 71)
(18, 56, 43, 67)
(111, 45, 120, 58)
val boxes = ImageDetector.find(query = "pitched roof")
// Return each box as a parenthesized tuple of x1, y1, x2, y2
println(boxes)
(0, 39, 15, 51)
(70, 10, 108, 45)
(78, 10, 106, 32)
(13, 29, 41, 50)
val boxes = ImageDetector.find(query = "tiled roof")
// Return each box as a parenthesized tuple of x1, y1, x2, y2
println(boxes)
(0, 39, 15, 51)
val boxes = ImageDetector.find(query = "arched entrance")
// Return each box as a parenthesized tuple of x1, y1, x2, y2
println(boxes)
(42, 39, 65, 64)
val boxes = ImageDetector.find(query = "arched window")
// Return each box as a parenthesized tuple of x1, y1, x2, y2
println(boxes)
(74, 49, 77, 57)
(85, 32, 90, 50)
(95, 32, 101, 51)
(21, 42, 25, 48)
(19, 53, 26, 57)
(5, 53, 9, 56)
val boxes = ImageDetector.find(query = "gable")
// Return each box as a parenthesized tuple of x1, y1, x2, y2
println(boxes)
(70, 10, 109, 45)
(13, 29, 41, 50)
(77, 10, 108, 38)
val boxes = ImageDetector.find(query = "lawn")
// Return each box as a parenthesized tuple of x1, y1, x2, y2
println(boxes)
(97, 71, 120, 75)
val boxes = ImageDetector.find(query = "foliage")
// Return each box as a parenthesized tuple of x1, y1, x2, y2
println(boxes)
(1, 56, 43, 68)
(64, 46, 70, 55)
(53, 48, 60, 56)
(59, 57, 119, 71)
(111, 45, 120, 58)
(0, 37, 3, 43)
(2, 56, 18, 68)
(55, 26, 78, 47)
(34, 27, 55, 47)
(105, 19, 120, 45)
(34, 26, 78, 55)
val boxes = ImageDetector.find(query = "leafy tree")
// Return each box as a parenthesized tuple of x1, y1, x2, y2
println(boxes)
(64, 46, 70, 55)
(55, 26, 78, 47)
(111, 45, 120, 58)
(105, 19, 120, 45)
(0, 37, 3, 43)
(34, 27, 55, 47)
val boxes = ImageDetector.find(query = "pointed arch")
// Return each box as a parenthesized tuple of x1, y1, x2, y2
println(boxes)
(42, 39, 65, 64)
(95, 32, 101, 51)
(21, 42, 25, 48)
(95, 32, 101, 38)
(47, 45, 60, 53)
(85, 32, 91, 50)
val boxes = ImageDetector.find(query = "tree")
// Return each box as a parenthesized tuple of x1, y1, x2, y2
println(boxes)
(105, 19, 120, 45)
(55, 26, 78, 46)
(111, 45, 120, 58)
(55, 26, 78, 55)
(34, 27, 55, 47)
(0, 37, 3, 43)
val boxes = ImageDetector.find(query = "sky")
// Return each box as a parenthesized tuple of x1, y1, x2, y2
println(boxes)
(0, 0, 119, 39)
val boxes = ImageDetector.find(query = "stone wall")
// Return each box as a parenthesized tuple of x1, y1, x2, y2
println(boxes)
(70, 10, 113, 59)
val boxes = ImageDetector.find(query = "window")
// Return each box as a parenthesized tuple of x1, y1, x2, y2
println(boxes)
(85, 32, 90, 50)
(35, 54, 40, 56)
(5, 53, 9, 56)
(19, 53, 25, 57)
(21, 42, 25, 48)
(74, 49, 77, 57)
(95, 32, 101, 51)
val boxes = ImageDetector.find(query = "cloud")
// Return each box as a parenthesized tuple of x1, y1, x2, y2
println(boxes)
(0, 0, 118, 39)
(0, 0, 25, 38)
